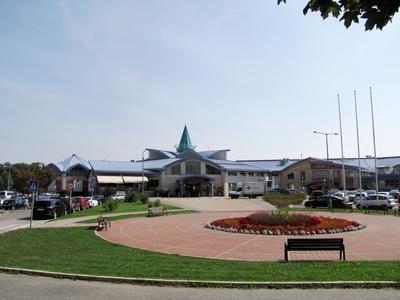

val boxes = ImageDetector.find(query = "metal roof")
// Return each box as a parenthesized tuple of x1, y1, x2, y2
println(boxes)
(89, 160, 154, 175)
(236, 159, 299, 172)
(54, 154, 91, 172)
(198, 150, 230, 159)
(146, 149, 177, 159)
(208, 159, 266, 172)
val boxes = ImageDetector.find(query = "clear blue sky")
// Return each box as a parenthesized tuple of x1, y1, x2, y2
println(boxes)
(1, 1, 399, 164)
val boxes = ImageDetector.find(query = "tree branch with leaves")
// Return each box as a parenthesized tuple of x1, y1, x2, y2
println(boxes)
(278, 0, 400, 30)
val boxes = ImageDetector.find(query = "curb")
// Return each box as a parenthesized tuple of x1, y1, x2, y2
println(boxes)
(0, 267, 399, 289)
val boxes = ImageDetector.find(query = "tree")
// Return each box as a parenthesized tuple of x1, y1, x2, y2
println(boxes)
(278, 0, 400, 30)
(0, 163, 54, 194)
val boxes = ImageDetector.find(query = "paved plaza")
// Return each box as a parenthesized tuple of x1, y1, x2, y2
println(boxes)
(98, 211, 400, 261)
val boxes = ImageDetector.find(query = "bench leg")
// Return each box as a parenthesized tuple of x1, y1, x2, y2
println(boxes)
(284, 246, 288, 262)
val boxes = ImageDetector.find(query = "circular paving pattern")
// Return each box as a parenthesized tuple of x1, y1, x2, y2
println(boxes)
(97, 211, 400, 261)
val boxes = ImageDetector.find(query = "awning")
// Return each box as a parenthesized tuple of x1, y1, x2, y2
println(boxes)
(97, 176, 124, 184)
(123, 176, 149, 184)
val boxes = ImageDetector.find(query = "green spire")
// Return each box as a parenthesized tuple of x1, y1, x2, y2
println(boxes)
(177, 125, 194, 152)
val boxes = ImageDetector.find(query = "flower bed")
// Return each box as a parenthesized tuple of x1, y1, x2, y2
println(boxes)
(205, 211, 364, 235)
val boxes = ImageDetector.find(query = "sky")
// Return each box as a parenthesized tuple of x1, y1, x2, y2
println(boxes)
(0, 1, 399, 164)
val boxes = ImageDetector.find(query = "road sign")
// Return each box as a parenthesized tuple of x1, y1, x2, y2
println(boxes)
(29, 180, 39, 192)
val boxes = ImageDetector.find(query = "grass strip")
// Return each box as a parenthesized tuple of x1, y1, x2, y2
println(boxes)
(0, 227, 399, 282)
(284, 207, 400, 216)
(53, 202, 180, 221)
(78, 210, 198, 223)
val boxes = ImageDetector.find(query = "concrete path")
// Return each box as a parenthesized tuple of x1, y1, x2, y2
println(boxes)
(98, 211, 400, 261)
(1, 273, 399, 300)
(160, 196, 275, 212)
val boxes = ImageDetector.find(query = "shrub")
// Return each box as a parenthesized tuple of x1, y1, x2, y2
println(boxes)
(154, 199, 161, 207)
(140, 193, 149, 204)
(125, 191, 142, 203)
(263, 192, 306, 207)
(102, 198, 119, 212)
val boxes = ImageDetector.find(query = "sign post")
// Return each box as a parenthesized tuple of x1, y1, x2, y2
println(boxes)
(29, 180, 39, 229)
(68, 180, 74, 213)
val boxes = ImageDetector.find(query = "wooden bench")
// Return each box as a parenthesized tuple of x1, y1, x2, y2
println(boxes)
(284, 238, 345, 262)
(147, 207, 167, 217)
(96, 216, 111, 231)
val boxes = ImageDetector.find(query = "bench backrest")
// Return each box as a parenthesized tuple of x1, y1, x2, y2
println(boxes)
(287, 238, 343, 250)
(149, 207, 164, 213)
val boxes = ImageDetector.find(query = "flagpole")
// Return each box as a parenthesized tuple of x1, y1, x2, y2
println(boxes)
(369, 87, 379, 195)
(354, 90, 362, 191)
(337, 94, 346, 191)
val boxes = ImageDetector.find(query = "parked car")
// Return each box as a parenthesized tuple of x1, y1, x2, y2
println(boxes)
(112, 191, 126, 201)
(33, 198, 66, 219)
(309, 190, 324, 200)
(93, 195, 105, 204)
(85, 197, 99, 208)
(72, 196, 90, 210)
(59, 196, 81, 213)
(354, 192, 368, 204)
(304, 195, 352, 209)
(2, 196, 29, 210)
(389, 189, 400, 199)
(0, 191, 15, 207)
(357, 194, 397, 209)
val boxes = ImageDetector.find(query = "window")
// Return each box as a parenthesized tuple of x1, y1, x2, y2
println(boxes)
(228, 172, 237, 176)
(287, 173, 294, 180)
(240, 172, 246, 176)
(300, 171, 306, 181)
(248, 173, 254, 177)
(206, 164, 221, 175)
(170, 164, 181, 175)
(257, 173, 264, 177)
(185, 161, 201, 175)
(312, 170, 329, 180)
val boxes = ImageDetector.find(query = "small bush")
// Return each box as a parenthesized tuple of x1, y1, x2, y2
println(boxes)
(140, 193, 149, 204)
(263, 192, 306, 207)
(102, 198, 119, 212)
(154, 199, 161, 207)
(125, 191, 142, 203)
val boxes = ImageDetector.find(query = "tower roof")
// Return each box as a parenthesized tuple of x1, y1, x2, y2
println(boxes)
(177, 125, 194, 153)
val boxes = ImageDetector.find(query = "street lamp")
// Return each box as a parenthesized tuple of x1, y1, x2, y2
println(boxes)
(141, 150, 146, 195)
(313, 131, 339, 211)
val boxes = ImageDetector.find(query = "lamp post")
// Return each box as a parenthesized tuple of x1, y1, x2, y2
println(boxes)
(141, 150, 146, 195)
(7, 165, 11, 190)
(313, 131, 339, 211)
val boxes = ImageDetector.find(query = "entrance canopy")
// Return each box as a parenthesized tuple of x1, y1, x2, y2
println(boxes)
(97, 175, 124, 184)
(178, 175, 216, 183)
(123, 176, 149, 183)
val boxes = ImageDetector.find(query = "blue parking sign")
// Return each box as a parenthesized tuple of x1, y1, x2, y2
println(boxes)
(29, 180, 39, 192)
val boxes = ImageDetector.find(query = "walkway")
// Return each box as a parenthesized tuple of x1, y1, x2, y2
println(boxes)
(98, 211, 400, 261)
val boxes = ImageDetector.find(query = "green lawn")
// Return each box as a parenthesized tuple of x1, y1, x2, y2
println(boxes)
(285, 207, 399, 216)
(0, 227, 399, 282)
(53, 202, 181, 220)
(78, 210, 198, 223)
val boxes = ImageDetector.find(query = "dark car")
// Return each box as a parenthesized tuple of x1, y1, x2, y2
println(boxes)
(309, 190, 325, 200)
(33, 199, 66, 219)
(2, 196, 29, 210)
(305, 195, 351, 209)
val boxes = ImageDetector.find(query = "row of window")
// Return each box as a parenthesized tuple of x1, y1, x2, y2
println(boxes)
(169, 162, 221, 175)
(228, 172, 264, 177)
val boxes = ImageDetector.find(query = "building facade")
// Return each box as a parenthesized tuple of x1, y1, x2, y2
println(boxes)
(47, 126, 400, 196)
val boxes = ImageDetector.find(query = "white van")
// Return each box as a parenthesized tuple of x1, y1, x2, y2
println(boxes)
(0, 191, 15, 207)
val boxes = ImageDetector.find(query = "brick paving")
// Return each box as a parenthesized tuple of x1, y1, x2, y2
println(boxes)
(98, 211, 400, 261)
